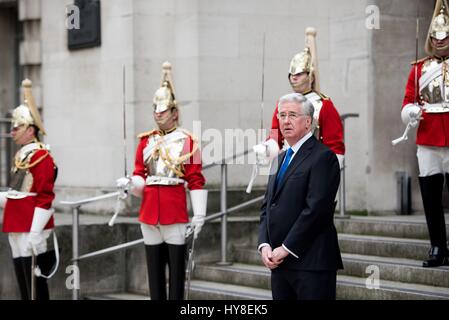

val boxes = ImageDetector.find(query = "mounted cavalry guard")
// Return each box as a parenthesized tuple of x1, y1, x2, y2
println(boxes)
(0, 79, 58, 300)
(253, 27, 345, 169)
(116, 62, 207, 300)
(399, 0, 449, 267)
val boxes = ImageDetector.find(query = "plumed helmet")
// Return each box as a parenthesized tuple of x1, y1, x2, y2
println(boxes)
(11, 79, 46, 135)
(152, 62, 177, 113)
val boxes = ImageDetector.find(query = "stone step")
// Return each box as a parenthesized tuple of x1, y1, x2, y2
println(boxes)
(232, 246, 449, 288)
(334, 215, 449, 240)
(187, 280, 272, 300)
(337, 275, 449, 300)
(85, 292, 150, 300)
(237, 232, 432, 261)
(338, 233, 430, 260)
(193, 263, 449, 300)
(341, 253, 449, 288)
(84, 281, 272, 300)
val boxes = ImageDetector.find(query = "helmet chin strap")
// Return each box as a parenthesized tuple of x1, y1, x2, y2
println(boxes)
(290, 77, 312, 93)
(155, 111, 178, 132)
(433, 43, 449, 57)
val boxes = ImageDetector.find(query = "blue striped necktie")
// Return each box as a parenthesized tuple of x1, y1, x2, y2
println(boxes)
(275, 148, 294, 187)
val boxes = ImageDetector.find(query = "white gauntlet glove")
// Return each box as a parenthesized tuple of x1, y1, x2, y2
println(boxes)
(116, 175, 145, 197)
(253, 139, 280, 166)
(0, 191, 6, 208)
(27, 207, 54, 255)
(401, 104, 422, 128)
(190, 189, 208, 239)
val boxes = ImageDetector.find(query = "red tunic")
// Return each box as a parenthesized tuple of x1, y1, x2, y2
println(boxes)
(133, 134, 205, 225)
(269, 96, 345, 155)
(402, 57, 449, 147)
(2, 150, 56, 232)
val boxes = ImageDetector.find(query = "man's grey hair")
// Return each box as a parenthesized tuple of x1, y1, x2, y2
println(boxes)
(278, 93, 314, 119)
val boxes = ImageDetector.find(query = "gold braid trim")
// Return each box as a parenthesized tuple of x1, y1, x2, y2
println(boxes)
(149, 130, 199, 178)
(15, 150, 49, 170)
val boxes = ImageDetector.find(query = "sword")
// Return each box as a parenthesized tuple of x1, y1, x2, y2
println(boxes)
(184, 225, 195, 300)
(392, 4, 422, 146)
(31, 251, 36, 300)
(109, 65, 129, 227)
(247, 32, 266, 194)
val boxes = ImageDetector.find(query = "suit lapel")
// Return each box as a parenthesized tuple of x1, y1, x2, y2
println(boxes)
(273, 137, 316, 199)
(267, 151, 285, 201)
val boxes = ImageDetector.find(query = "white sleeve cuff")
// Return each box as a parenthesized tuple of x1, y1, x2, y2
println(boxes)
(258, 243, 271, 253)
(30, 207, 54, 233)
(265, 139, 280, 159)
(282, 244, 299, 259)
(0, 192, 6, 208)
(401, 103, 421, 125)
(130, 175, 145, 197)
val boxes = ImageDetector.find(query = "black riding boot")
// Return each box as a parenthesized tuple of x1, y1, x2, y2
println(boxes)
(419, 174, 449, 267)
(21, 254, 52, 300)
(35, 250, 56, 300)
(167, 244, 186, 300)
(145, 243, 168, 300)
(13, 258, 30, 300)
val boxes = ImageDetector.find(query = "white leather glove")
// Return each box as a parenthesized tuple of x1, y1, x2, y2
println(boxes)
(0, 191, 6, 209)
(116, 177, 131, 188)
(116, 175, 145, 197)
(27, 207, 54, 255)
(192, 215, 205, 239)
(253, 139, 280, 166)
(190, 189, 208, 239)
(401, 104, 422, 127)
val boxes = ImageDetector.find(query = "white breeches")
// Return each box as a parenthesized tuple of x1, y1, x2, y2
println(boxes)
(417, 145, 449, 177)
(8, 230, 52, 258)
(140, 223, 187, 245)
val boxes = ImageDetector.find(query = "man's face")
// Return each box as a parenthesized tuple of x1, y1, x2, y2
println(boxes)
(11, 124, 34, 145)
(278, 101, 311, 145)
(289, 72, 311, 93)
(431, 35, 449, 55)
(153, 108, 178, 131)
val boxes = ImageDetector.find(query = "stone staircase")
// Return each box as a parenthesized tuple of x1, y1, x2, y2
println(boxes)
(3, 207, 448, 300)
(184, 214, 449, 300)
(84, 213, 449, 300)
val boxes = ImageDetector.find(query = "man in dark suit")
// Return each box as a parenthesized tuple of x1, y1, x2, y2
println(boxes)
(258, 92, 343, 300)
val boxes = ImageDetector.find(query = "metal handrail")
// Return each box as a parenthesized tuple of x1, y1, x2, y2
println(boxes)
(338, 113, 359, 217)
(202, 149, 250, 170)
(61, 147, 259, 300)
(60, 191, 120, 207)
(73, 195, 265, 263)
(61, 110, 357, 299)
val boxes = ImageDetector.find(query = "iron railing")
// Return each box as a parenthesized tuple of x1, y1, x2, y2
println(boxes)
(60, 149, 260, 300)
(60, 113, 358, 300)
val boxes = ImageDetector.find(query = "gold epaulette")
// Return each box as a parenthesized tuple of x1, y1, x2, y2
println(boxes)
(137, 129, 158, 139)
(410, 56, 430, 65)
(15, 147, 50, 170)
(179, 128, 198, 143)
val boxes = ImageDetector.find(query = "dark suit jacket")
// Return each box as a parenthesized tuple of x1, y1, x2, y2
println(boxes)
(258, 135, 343, 271)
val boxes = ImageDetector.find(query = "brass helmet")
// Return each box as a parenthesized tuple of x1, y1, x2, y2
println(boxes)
(289, 48, 313, 75)
(11, 79, 46, 135)
(153, 61, 177, 113)
(425, 0, 449, 55)
(288, 27, 320, 91)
